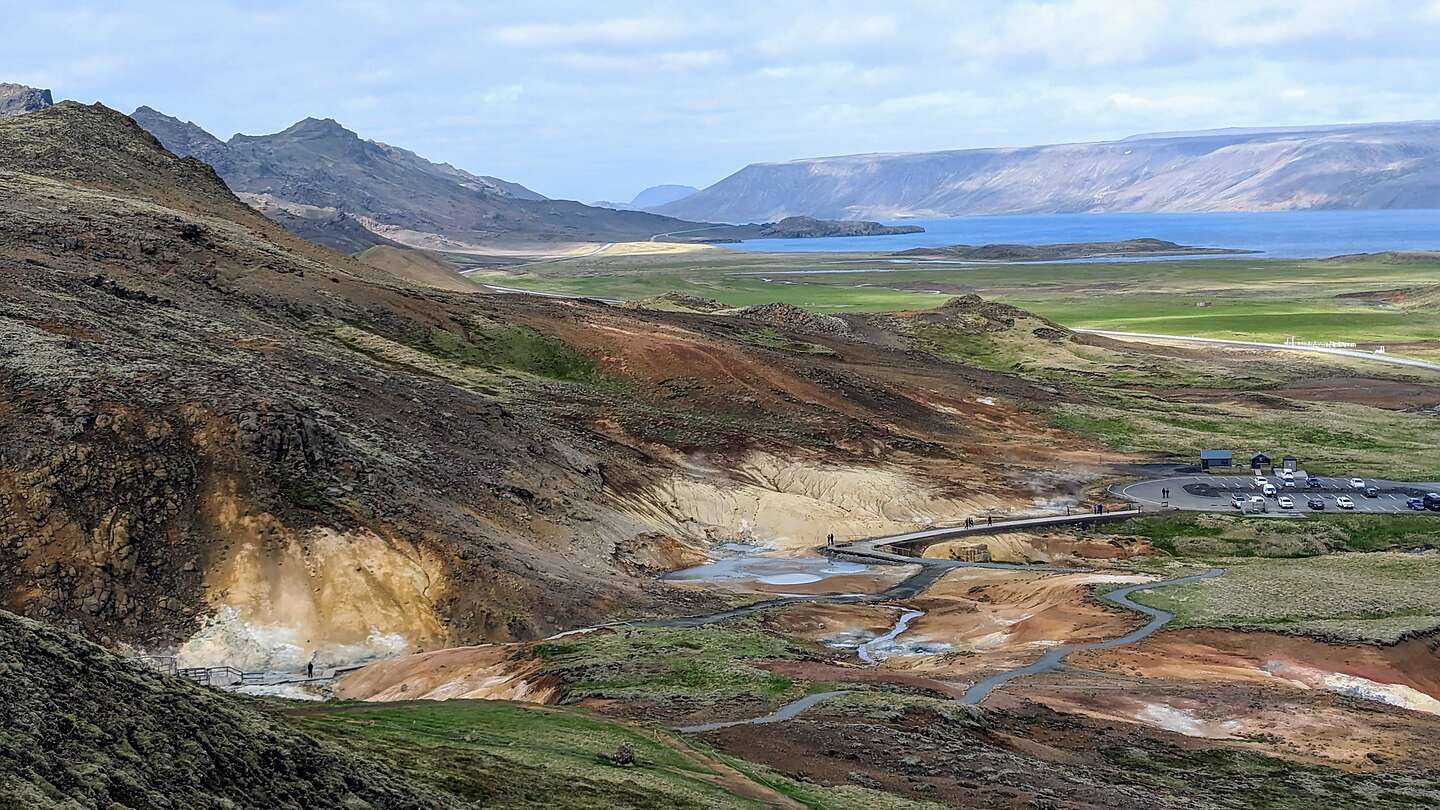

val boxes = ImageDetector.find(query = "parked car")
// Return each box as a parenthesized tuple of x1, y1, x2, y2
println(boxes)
(1253, 476, 1269, 488)
(1307, 497, 1325, 510)
(1283, 479, 1297, 488)
(1280, 469, 1295, 480)
(1231, 493, 1247, 510)
(1336, 495, 1356, 509)
(1307, 477, 1324, 489)
(1425, 493, 1440, 512)
(1348, 478, 1366, 489)
(1277, 495, 1294, 509)
(1363, 486, 1380, 498)
(1262, 483, 1278, 497)
(1408, 497, 1426, 510)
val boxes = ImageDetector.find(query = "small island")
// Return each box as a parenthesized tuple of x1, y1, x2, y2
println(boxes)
(755, 216, 925, 239)
(661, 215, 925, 243)
(895, 238, 1255, 261)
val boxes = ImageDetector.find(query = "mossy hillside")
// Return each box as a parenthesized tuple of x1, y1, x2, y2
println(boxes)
(295, 702, 762, 809)
(532, 623, 808, 703)
(0, 610, 441, 810)
(420, 318, 600, 382)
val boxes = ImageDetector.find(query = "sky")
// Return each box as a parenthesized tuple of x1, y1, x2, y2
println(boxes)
(5, 0, 1440, 202)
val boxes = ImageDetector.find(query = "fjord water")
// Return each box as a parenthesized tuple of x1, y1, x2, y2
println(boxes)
(730, 209, 1440, 257)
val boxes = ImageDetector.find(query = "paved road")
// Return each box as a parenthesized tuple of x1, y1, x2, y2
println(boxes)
(1077, 328, 1440, 374)
(958, 569, 1224, 705)
(648, 225, 730, 243)
(1118, 473, 1440, 515)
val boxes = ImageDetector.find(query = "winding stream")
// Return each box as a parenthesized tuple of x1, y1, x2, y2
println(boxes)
(856, 609, 926, 664)
(958, 568, 1224, 704)
(674, 567, 1225, 732)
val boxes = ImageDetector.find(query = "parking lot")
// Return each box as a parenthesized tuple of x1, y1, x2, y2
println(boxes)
(1119, 472, 1440, 515)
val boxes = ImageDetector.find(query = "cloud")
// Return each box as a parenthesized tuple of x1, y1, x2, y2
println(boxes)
(494, 16, 694, 47)
(6, 0, 1440, 201)
(481, 84, 524, 105)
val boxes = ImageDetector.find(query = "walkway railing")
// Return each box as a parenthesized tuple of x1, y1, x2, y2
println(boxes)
(828, 507, 1144, 561)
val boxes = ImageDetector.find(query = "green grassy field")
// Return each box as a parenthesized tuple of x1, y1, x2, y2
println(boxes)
(1124, 551, 1440, 642)
(1091, 512, 1440, 558)
(463, 248, 1440, 352)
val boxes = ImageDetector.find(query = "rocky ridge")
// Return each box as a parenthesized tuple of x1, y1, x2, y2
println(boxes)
(657, 120, 1440, 222)
(0, 83, 51, 117)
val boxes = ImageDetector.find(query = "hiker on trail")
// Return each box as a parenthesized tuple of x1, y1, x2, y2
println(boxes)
(986, 515, 992, 526)
(826, 533, 834, 546)
(965, 517, 973, 529)
(306, 655, 315, 679)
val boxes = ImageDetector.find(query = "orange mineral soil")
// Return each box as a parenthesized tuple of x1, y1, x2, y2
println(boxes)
(334, 642, 557, 704)
(881, 568, 1152, 677)
(1017, 628, 1440, 768)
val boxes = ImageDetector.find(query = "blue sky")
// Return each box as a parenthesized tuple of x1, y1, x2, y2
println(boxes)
(6, 0, 1440, 202)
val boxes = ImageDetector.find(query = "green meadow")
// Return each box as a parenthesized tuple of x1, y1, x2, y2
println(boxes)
(460, 249, 1440, 351)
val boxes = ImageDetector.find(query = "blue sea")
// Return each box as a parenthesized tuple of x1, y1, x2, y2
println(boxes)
(727, 210, 1440, 258)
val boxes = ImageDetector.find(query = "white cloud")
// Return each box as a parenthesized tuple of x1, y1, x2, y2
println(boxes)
(494, 16, 693, 47)
(481, 84, 524, 105)
(6, 0, 1440, 201)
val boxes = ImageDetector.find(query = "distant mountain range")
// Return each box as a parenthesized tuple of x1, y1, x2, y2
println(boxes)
(127, 106, 712, 251)
(656, 121, 1440, 223)
(593, 184, 698, 211)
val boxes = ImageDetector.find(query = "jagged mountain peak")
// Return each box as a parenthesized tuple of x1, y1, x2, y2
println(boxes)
(276, 116, 355, 138)
(0, 82, 53, 117)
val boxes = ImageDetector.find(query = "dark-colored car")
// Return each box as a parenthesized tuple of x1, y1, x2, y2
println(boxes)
(1425, 493, 1440, 512)
(1363, 486, 1380, 498)
(1307, 477, 1324, 489)
(1307, 497, 1325, 510)
(1408, 497, 1426, 510)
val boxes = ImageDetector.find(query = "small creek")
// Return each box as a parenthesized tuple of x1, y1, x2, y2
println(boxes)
(856, 609, 928, 664)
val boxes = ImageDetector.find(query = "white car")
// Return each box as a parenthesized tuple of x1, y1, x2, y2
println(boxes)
(1336, 495, 1356, 509)
(1253, 476, 1268, 488)
(1277, 495, 1294, 509)
(1348, 478, 1366, 489)
(1262, 483, 1278, 497)
(1231, 493, 1247, 509)
(1280, 470, 1295, 480)
(1283, 479, 1297, 488)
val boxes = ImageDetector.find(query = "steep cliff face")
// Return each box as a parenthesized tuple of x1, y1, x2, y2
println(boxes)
(657, 122, 1440, 222)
